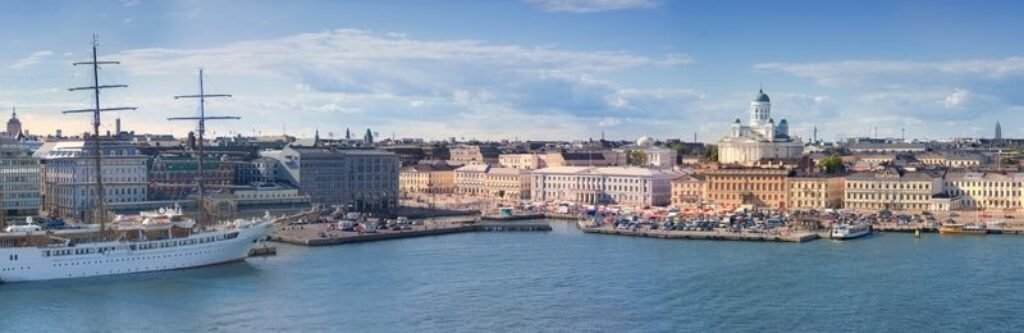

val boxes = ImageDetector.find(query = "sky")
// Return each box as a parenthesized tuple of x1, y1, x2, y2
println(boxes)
(0, 0, 1022, 142)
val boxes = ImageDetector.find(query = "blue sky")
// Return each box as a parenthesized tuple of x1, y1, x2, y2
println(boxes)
(0, 0, 1022, 142)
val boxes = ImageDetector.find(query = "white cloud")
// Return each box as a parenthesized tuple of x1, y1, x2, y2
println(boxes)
(41, 29, 697, 140)
(755, 57, 1024, 86)
(524, 0, 660, 13)
(597, 117, 621, 127)
(944, 88, 971, 108)
(12, 50, 54, 69)
(119, 0, 141, 6)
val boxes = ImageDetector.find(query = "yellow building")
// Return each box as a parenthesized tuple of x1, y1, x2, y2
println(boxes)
(703, 168, 791, 210)
(943, 171, 1024, 211)
(455, 164, 531, 200)
(916, 153, 986, 169)
(844, 167, 942, 212)
(671, 174, 705, 207)
(787, 176, 845, 210)
(498, 153, 545, 170)
(399, 163, 457, 194)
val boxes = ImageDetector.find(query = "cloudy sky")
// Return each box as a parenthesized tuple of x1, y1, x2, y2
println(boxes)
(0, 0, 1021, 142)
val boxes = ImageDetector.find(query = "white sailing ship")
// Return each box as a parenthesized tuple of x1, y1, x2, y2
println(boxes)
(1, 215, 273, 282)
(0, 38, 276, 283)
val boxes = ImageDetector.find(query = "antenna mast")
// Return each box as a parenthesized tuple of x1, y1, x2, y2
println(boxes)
(169, 69, 238, 225)
(62, 35, 137, 233)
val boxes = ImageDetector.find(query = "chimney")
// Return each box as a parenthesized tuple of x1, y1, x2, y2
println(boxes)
(116, 118, 121, 135)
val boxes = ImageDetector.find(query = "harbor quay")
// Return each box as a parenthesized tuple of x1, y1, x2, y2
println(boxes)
(271, 216, 552, 246)
(579, 224, 818, 243)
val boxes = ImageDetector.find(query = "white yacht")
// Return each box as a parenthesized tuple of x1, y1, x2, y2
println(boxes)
(831, 223, 871, 240)
(0, 214, 274, 283)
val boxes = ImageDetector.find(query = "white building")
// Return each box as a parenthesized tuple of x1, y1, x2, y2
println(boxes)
(610, 136, 677, 169)
(35, 139, 148, 222)
(531, 166, 680, 207)
(718, 89, 803, 164)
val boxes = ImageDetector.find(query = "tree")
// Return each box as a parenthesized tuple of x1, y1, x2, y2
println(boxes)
(669, 143, 691, 163)
(626, 150, 647, 166)
(364, 128, 374, 143)
(704, 146, 719, 162)
(818, 154, 845, 173)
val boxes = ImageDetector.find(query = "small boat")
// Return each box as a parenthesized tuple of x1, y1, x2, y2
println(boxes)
(938, 223, 987, 235)
(914, 229, 921, 238)
(831, 223, 871, 240)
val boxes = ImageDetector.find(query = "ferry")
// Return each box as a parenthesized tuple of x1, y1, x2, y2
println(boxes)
(830, 223, 871, 240)
(938, 223, 988, 235)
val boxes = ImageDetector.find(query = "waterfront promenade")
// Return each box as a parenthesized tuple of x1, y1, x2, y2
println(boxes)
(580, 224, 818, 243)
(272, 217, 552, 246)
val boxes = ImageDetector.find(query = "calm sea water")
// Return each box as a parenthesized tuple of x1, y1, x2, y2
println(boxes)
(2, 220, 1023, 332)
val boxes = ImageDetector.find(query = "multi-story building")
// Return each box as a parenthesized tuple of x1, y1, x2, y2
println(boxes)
(454, 164, 530, 200)
(787, 175, 845, 210)
(263, 146, 399, 212)
(449, 145, 500, 165)
(613, 136, 677, 169)
(499, 153, 545, 170)
(702, 168, 791, 209)
(544, 151, 618, 167)
(531, 166, 678, 207)
(943, 171, 1024, 211)
(147, 155, 235, 200)
(399, 163, 457, 194)
(235, 156, 280, 184)
(916, 153, 986, 169)
(35, 139, 149, 222)
(670, 174, 705, 207)
(0, 137, 40, 222)
(844, 167, 942, 212)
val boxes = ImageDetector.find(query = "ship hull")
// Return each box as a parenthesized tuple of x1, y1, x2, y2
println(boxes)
(0, 222, 273, 283)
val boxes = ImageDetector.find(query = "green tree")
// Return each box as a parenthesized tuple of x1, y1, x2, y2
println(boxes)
(704, 146, 719, 162)
(626, 150, 648, 166)
(818, 154, 845, 173)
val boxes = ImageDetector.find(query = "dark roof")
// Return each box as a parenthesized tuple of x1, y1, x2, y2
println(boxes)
(754, 89, 770, 102)
(562, 152, 605, 161)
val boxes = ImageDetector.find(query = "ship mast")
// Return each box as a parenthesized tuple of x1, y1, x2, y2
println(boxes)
(62, 35, 136, 234)
(169, 69, 237, 225)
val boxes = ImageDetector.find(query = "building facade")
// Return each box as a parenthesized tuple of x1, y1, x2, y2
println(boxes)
(36, 139, 149, 222)
(263, 146, 399, 212)
(943, 172, 1024, 211)
(703, 168, 791, 210)
(0, 137, 40, 222)
(499, 153, 546, 170)
(147, 155, 235, 200)
(718, 89, 803, 164)
(670, 174, 705, 207)
(454, 164, 531, 200)
(844, 168, 942, 212)
(787, 176, 845, 210)
(531, 166, 678, 207)
(449, 145, 500, 165)
(399, 163, 457, 194)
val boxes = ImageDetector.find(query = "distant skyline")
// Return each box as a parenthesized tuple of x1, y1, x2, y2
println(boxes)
(0, 0, 1021, 142)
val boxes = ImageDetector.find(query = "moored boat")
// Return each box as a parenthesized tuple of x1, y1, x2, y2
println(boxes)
(831, 223, 871, 240)
(938, 223, 987, 235)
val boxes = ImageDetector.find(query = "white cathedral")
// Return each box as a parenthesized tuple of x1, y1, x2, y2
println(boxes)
(717, 89, 803, 164)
